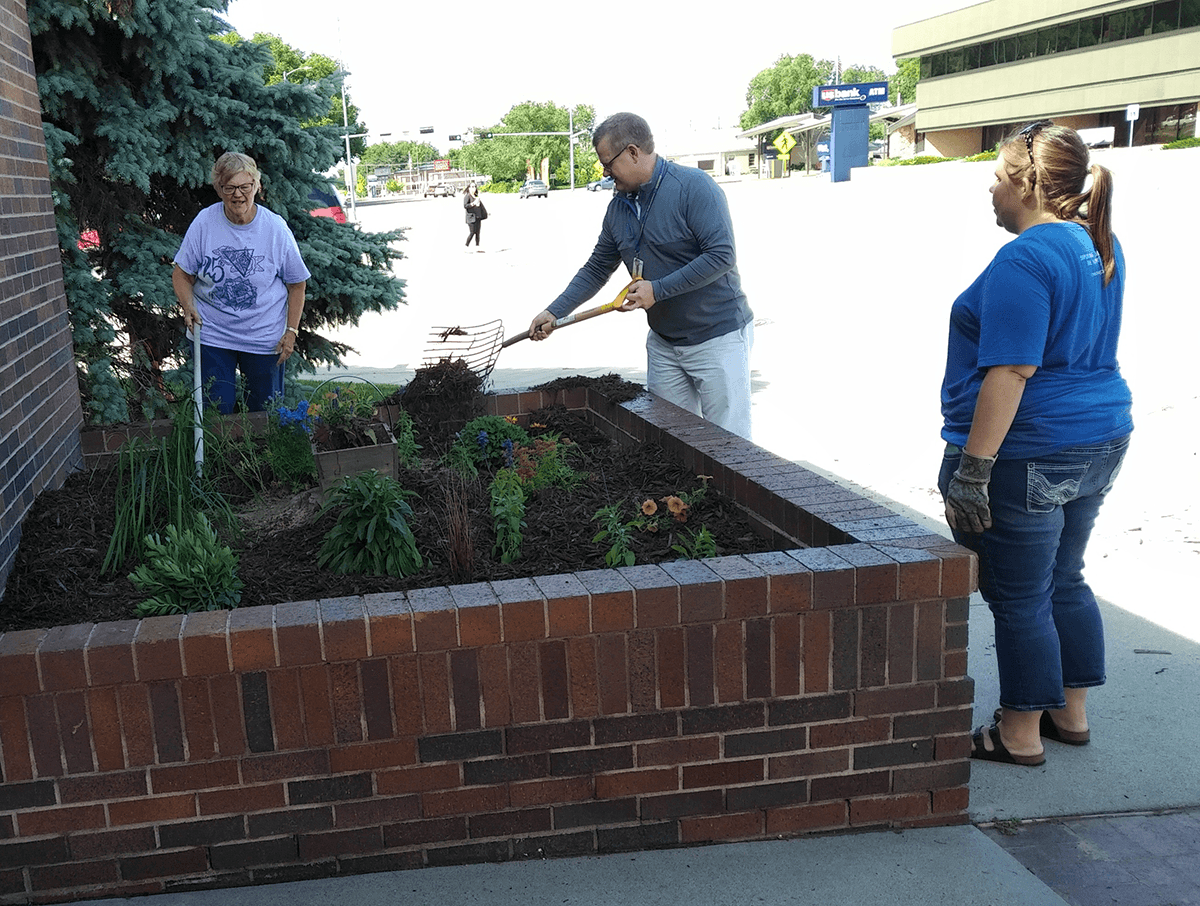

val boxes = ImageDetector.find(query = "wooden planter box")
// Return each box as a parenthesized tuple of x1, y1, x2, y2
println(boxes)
(9, 387, 978, 904)
(312, 423, 398, 496)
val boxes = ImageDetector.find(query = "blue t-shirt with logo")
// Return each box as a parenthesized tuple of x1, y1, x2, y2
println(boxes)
(175, 203, 311, 355)
(941, 221, 1133, 458)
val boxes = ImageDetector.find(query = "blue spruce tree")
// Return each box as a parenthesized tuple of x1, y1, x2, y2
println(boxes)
(29, 0, 405, 422)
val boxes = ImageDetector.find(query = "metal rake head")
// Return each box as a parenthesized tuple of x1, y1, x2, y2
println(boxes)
(421, 319, 505, 383)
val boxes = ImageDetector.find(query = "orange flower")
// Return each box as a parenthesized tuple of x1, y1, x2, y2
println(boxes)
(662, 496, 689, 522)
(641, 499, 658, 516)
(505, 415, 519, 424)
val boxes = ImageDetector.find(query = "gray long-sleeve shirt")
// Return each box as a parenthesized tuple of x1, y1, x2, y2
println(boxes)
(547, 157, 752, 346)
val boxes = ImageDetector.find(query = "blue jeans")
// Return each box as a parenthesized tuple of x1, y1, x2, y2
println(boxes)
(938, 435, 1130, 711)
(199, 344, 283, 414)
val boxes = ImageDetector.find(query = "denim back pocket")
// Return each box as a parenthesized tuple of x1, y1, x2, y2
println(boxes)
(1026, 460, 1091, 514)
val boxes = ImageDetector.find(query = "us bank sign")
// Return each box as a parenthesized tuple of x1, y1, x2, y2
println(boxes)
(814, 81, 889, 108)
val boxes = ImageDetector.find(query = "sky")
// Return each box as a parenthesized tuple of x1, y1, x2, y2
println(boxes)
(222, 0, 969, 152)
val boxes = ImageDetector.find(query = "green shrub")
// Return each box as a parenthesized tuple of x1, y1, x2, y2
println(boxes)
(895, 155, 956, 166)
(266, 398, 316, 490)
(129, 514, 243, 617)
(511, 434, 581, 491)
(592, 503, 636, 568)
(318, 471, 423, 577)
(447, 415, 531, 471)
(103, 397, 237, 574)
(393, 409, 422, 468)
(1164, 136, 1200, 150)
(490, 468, 526, 564)
(963, 149, 999, 161)
(671, 525, 718, 560)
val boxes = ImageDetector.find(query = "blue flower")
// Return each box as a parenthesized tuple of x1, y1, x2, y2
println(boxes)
(277, 399, 313, 432)
(502, 438, 514, 468)
(476, 429, 489, 452)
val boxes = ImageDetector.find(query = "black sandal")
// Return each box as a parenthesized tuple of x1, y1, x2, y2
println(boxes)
(971, 724, 1046, 766)
(992, 708, 1090, 746)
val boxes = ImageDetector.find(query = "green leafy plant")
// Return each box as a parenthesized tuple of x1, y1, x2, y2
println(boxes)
(1164, 136, 1200, 150)
(511, 434, 581, 491)
(392, 409, 422, 468)
(592, 503, 636, 568)
(671, 525, 718, 560)
(490, 468, 527, 564)
(442, 442, 479, 478)
(446, 415, 530, 471)
(103, 397, 237, 574)
(266, 398, 317, 490)
(318, 470, 423, 577)
(129, 514, 243, 617)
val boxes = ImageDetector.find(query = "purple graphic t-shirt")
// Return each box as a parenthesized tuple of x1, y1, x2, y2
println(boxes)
(175, 202, 311, 354)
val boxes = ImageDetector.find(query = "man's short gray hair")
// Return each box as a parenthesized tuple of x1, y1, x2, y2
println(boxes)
(594, 113, 654, 155)
(210, 152, 260, 193)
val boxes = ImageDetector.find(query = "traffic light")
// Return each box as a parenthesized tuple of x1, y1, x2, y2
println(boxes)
(448, 134, 461, 142)
(419, 126, 434, 134)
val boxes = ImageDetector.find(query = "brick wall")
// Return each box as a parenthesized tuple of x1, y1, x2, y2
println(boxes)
(0, 389, 977, 903)
(0, 0, 86, 598)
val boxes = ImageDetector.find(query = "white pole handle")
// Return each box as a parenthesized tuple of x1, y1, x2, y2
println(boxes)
(193, 324, 204, 477)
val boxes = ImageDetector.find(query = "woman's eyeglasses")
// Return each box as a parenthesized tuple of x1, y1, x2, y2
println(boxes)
(220, 181, 256, 197)
(1018, 121, 1051, 167)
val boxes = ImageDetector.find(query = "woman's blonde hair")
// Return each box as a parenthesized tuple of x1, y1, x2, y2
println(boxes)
(1001, 123, 1116, 284)
(210, 152, 261, 195)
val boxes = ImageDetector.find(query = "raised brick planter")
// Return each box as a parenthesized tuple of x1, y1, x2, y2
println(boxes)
(0, 387, 976, 903)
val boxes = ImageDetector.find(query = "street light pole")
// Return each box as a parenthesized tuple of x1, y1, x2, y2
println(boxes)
(281, 65, 312, 82)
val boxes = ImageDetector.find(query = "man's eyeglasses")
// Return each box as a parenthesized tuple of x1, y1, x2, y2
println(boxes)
(600, 144, 631, 174)
(220, 181, 256, 197)
(1018, 121, 1051, 168)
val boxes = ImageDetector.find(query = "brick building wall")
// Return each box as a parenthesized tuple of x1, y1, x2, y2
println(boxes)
(0, 0, 85, 597)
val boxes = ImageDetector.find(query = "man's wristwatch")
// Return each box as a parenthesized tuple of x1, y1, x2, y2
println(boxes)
(285, 326, 298, 336)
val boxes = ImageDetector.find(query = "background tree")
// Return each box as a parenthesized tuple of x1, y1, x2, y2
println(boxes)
(458, 102, 596, 187)
(739, 54, 835, 131)
(890, 58, 921, 107)
(216, 31, 368, 158)
(30, 0, 405, 423)
(360, 139, 442, 171)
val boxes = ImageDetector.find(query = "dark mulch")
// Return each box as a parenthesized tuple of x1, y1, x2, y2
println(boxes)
(1, 374, 783, 633)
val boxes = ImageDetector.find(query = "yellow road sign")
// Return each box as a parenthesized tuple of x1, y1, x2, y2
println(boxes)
(773, 132, 797, 156)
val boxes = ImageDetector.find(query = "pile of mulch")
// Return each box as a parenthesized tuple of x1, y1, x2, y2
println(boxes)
(1, 374, 779, 633)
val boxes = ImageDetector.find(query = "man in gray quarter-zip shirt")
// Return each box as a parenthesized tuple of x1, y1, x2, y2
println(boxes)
(526, 112, 754, 439)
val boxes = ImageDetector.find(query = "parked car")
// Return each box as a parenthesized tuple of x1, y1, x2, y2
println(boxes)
(587, 176, 615, 192)
(424, 184, 455, 197)
(308, 185, 347, 223)
(519, 179, 549, 199)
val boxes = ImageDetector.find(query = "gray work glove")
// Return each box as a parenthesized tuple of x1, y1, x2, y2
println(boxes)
(944, 450, 997, 534)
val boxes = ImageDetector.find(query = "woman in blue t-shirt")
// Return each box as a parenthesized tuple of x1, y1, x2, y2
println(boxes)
(938, 122, 1133, 767)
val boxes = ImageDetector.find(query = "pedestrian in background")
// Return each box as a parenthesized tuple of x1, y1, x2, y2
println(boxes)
(526, 112, 754, 438)
(939, 121, 1133, 767)
(462, 183, 485, 249)
(173, 151, 310, 413)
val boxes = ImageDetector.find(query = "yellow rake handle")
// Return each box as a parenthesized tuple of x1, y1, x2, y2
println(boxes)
(501, 276, 639, 348)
